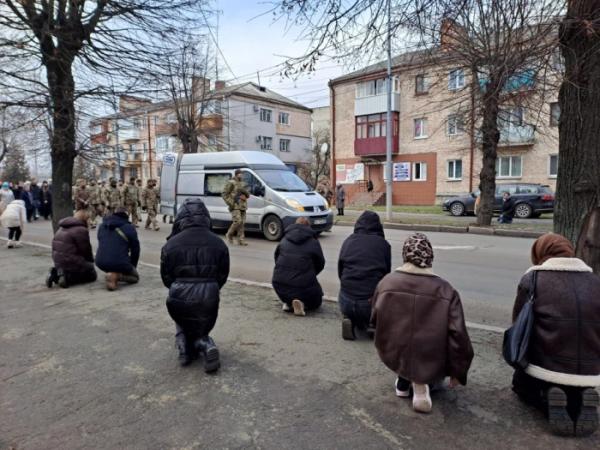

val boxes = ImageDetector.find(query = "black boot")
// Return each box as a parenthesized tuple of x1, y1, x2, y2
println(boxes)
(195, 336, 220, 373)
(341, 316, 355, 340)
(57, 269, 69, 289)
(175, 332, 193, 367)
(46, 267, 59, 288)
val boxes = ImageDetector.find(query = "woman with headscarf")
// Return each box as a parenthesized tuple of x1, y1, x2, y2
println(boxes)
(370, 233, 473, 414)
(0, 181, 15, 214)
(510, 233, 600, 437)
(160, 199, 230, 372)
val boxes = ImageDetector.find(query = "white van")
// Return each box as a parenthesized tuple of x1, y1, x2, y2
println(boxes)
(160, 151, 333, 240)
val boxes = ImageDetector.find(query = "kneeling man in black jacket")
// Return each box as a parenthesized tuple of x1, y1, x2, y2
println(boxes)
(160, 199, 230, 372)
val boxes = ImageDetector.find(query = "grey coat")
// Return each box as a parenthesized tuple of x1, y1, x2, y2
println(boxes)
(336, 186, 345, 208)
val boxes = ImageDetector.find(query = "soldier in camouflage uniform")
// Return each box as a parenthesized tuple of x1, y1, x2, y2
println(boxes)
(87, 179, 102, 228)
(222, 169, 250, 246)
(105, 178, 123, 215)
(142, 179, 160, 231)
(135, 179, 143, 222)
(123, 177, 140, 227)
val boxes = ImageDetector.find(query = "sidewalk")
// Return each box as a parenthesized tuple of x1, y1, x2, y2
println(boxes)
(1, 246, 597, 449)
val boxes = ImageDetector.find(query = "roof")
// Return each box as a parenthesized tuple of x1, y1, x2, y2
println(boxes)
(92, 82, 311, 124)
(180, 150, 287, 168)
(330, 47, 445, 85)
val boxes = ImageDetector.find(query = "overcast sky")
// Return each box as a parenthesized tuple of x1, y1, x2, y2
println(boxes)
(217, 1, 346, 108)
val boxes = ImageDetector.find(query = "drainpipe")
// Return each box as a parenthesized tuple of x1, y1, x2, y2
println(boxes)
(469, 67, 476, 192)
(329, 81, 336, 191)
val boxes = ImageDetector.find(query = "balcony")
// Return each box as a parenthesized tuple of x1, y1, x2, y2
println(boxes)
(118, 125, 140, 142)
(354, 93, 400, 116)
(354, 137, 399, 157)
(499, 125, 535, 146)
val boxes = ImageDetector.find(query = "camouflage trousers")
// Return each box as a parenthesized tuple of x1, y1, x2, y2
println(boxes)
(126, 202, 140, 225)
(90, 204, 103, 227)
(226, 209, 246, 242)
(145, 207, 159, 231)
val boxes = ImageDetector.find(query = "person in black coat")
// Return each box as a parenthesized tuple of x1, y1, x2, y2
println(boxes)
(160, 199, 230, 372)
(498, 191, 516, 224)
(338, 210, 391, 340)
(95, 207, 140, 291)
(39, 182, 52, 220)
(272, 217, 325, 316)
(30, 179, 42, 220)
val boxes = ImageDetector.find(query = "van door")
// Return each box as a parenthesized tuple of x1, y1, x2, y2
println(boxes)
(175, 171, 204, 213)
(159, 153, 178, 216)
(203, 171, 233, 226)
(241, 170, 266, 228)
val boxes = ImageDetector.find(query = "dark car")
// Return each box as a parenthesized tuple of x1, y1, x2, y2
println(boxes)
(442, 183, 554, 218)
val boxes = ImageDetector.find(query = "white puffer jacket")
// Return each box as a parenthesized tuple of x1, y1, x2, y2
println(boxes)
(1, 200, 26, 229)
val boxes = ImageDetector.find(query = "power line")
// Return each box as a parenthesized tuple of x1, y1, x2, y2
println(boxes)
(200, 8, 238, 82)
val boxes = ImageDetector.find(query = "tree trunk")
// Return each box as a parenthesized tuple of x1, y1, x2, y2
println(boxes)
(576, 207, 600, 274)
(477, 93, 500, 226)
(554, 0, 600, 243)
(47, 59, 77, 232)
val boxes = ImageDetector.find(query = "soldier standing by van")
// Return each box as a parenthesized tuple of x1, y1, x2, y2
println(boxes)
(142, 179, 160, 231)
(123, 177, 140, 227)
(222, 170, 250, 246)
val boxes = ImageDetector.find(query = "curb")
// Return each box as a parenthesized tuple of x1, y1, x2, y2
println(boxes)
(334, 221, 544, 239)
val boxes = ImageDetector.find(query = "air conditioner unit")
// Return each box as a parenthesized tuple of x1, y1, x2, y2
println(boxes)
(255, 135, 262, 143)
(253, 104, 259, 113)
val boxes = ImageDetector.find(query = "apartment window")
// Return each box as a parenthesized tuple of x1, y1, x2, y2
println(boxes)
(413, 162, 428, 181)
(260, 108, 272, 122)
(448, 69, 465, 90)
(156, 135, 170, 152)
(213, 100, 222, 114)
(355, 77, 399, 98)
(355, 113, 399, 139)
(414, 118, 428, 139)
(551, 49, 565, 72)
(142, 142, 147, 152)
(447, 114, 465, 136)
(447, 160, 463, 180)
(500, 106, 524, 127)
(207, 134, 217, 146)
(153, 116, 158, 126)
(260, 136, 273, 150)
(549, 154, 559, 178)
(279, 138, 291, 152)
(166, 113, 177, 124)
(415, 74, 428, 94)
(550, 102, 560, 127)
(496, 155, 522, 178)
(129, 144, 137, 152)
(279, 112, 290, 125)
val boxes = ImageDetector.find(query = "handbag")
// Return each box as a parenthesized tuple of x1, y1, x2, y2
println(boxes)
(502, 271, 537, 369)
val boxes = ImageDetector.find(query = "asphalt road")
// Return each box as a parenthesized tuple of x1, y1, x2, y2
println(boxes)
(21, 217, 535, 328)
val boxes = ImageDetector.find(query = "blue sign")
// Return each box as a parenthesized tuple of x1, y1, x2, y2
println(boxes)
(163, 153, 177, 166)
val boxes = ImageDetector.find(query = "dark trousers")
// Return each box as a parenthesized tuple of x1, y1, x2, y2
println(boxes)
(273, 282, 323, 311)
(337, 208, 344, 216)
(512, 369, 586, 419)
(61, 266, 98, 286)
(8, 227, 22, 241)
(339, 291, 372, 329)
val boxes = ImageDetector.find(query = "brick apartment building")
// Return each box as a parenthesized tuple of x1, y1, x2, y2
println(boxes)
(89, 82, 313, 182)
(329, 45, 561, 206)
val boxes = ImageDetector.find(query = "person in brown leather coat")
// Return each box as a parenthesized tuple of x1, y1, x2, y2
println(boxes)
(511, 233, 600, 437)
(370, 233, 473, 414)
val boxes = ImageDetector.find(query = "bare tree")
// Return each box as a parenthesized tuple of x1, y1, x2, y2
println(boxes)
(274, 0, 563, 225)
(554, 1, 600, 250)
(0, 0, 212, 229)
(301, 128, 331, 188)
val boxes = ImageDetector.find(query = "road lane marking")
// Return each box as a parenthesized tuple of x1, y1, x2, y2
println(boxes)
(7, 239, 506, 334)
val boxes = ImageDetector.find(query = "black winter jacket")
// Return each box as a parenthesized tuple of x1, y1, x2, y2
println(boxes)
(338, 211, 391, 302)
(95, 212, 140, 273)
(161, 199, 230, 336)
(502, 197, 516, 219)
(272, 224, 325, 303)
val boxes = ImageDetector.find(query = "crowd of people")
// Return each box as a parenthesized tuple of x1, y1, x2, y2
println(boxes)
(1, 176, 599, 437)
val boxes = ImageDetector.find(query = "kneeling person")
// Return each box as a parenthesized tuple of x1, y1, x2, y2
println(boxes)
(272, 217, 325, 316)
(160, 199, 230, 372)
(95, 207, 140, 291)
(371, 233, 474, 413)
(48, 210, 97, 288)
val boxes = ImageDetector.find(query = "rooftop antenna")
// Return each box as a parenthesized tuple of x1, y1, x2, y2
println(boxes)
(215, 10, 221, 81)
(257, 71, 261, 87)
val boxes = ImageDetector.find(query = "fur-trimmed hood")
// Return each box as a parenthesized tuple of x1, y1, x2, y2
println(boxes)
(525, 257, 592, 274)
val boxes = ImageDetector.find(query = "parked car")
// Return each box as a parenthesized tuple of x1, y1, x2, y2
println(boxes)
(442, 183, 555, 218)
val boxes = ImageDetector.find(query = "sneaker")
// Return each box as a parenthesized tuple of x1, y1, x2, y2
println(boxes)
(13, 241, 22, 248)
(395, 378, 411, 398)
(106, 272, 119, 291)
(6, 240, 14, 249)
(341, 317, 355, 340)
(204, 346, 221, 373)
(238, 240, 248, 246)
(548, 387, 573, 436)
(282, 303, 292, 312)
(291, 299, 306, 317)
(154, 227, 160, 231)
(576, 388, 599, 437)
(412, 383, 432, 413)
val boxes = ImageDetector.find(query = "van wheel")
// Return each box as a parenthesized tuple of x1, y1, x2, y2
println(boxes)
(263, 215, 283, 241)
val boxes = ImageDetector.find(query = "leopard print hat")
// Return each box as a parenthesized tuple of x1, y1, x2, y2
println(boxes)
(402, 233, 434, 268)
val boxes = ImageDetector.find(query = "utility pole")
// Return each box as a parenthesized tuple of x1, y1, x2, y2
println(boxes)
(115, 118, 121, 181)
(147, 114, 153, 180)
(385, 0, 393, 221)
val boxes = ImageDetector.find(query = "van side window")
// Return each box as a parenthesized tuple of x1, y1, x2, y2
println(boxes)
(205, 173, 232, 196)
(241, 171, 261, 191)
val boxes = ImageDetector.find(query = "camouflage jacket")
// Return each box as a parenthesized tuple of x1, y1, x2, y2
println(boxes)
(88, 185, 102, 205)
(222, 179, 250, 211)
(142, 187, 160, 210)
(123, 184, 139, 205)
(105, 186, 122, 209)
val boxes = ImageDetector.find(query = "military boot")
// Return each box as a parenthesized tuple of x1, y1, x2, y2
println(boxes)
(195, 336, 220, 373)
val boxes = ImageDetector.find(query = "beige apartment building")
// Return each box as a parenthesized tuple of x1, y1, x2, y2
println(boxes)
(90, 82, 313, 182)
(329, 47, 561, 206)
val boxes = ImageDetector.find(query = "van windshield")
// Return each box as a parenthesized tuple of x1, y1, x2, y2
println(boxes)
(255, 169, 310, 192)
